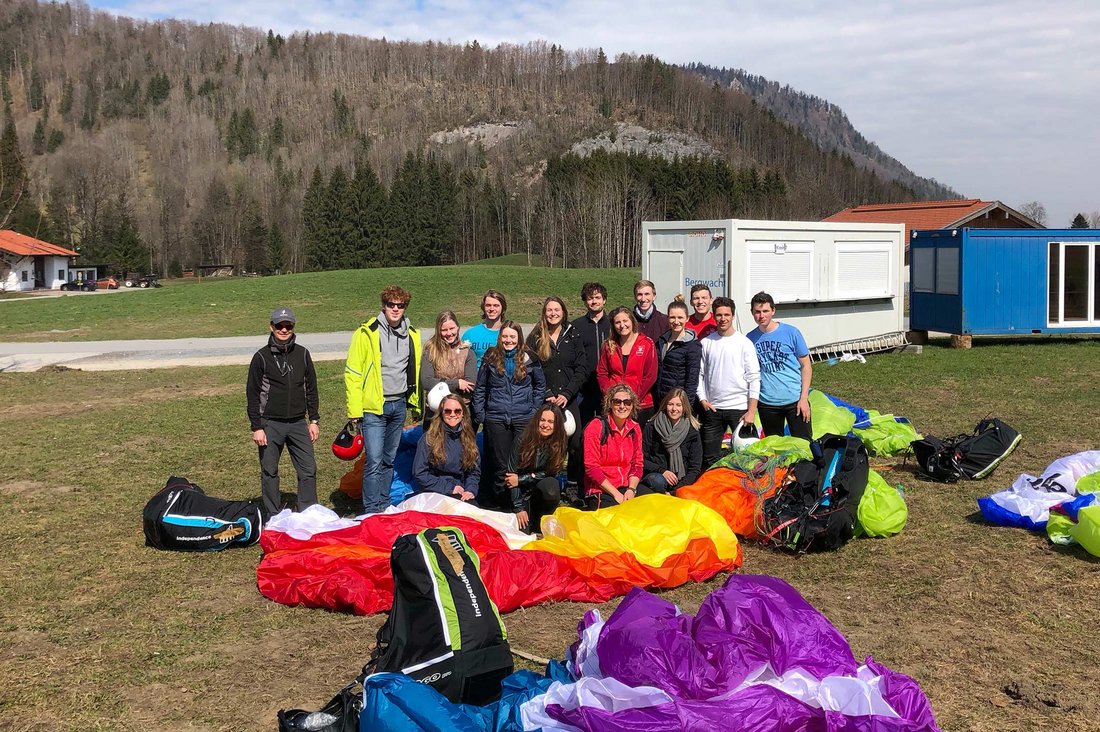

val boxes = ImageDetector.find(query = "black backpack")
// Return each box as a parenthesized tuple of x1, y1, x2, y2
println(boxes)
(142, 477, 263, 551)
(911, 418, 1021, 482)
(366, 526, 513, 706)
(762, 435, 869, 553)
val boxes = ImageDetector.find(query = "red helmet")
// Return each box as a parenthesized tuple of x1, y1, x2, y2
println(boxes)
(332, 420, 364, 460)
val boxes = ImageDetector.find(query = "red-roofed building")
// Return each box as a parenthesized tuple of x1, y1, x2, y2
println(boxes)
(824, 200, 1042, 262)
(0, 230, 79, 292)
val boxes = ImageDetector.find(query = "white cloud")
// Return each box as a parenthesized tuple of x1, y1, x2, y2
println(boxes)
(92, 0, 1100, 224)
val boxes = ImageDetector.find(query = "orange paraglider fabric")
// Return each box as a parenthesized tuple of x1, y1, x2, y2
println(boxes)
(677, 466, 788, 539)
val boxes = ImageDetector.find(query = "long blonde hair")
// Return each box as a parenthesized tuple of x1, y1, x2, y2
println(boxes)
(423, 395, 479, 472)
(657, 388, 699, 429)
(425, 310, 466, 374)
(483, 321, 529, 382)
(531, 296, 569, 363)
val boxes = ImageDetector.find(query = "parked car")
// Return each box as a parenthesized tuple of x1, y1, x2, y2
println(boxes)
(60, 280, 97, 292)
(125, 275, 162, 288)
(96, 276, 120, 290)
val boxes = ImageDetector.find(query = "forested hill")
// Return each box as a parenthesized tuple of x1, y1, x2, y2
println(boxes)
(685, 63, 958, 201)
(2, 1, 937, 276)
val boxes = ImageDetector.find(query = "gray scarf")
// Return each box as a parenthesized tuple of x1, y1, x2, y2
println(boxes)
(651, 412, 690, 479)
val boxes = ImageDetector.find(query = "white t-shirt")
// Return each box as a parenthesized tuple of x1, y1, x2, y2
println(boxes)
(697, 331, 761, 410)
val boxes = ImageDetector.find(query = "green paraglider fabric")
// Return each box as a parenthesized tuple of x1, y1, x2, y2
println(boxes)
(854, 410, 923, 457)
(855, 470, 908, 538)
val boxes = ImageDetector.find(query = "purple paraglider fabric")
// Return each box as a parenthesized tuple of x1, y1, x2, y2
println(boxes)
(522, 574, 940, 731)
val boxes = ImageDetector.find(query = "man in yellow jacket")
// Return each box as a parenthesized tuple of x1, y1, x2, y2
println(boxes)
(345, 285, 422, 513)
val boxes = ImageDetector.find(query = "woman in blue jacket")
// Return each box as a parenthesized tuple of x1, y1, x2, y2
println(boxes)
(412, 394, 480, 502)
(654, 298, 701, 410)
(473, 321, 547, 509)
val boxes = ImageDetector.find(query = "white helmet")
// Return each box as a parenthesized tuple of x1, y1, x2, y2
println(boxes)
(427, 382, 451, 412)
(562, 409, 577, 437)
(733, 423, 760, 452)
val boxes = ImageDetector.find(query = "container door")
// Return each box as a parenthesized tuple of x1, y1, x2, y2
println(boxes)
(647, 250, 683, 305)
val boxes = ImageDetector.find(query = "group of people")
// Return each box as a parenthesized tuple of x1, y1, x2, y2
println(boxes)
(245, 280, 814, 534)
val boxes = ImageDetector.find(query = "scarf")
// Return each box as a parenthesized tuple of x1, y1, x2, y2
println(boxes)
(651, 411, 690, 479)
(503, 347, 517, 379)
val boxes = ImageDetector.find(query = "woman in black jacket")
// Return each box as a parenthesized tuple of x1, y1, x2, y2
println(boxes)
(526, 296, 586, 485)
(641, 387, 703, 494)
(654, 298, 701, 409)
(502, 404, 567, 533)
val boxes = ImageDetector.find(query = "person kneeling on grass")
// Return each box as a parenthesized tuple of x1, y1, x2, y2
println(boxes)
(411, 394, 479, 502)
(502, 404, 566, 533)
(582, 383, 643, 510)
(640, 387, 703, 495)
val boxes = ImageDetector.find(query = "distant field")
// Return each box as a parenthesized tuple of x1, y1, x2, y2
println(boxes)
(0, 264, 638, 342)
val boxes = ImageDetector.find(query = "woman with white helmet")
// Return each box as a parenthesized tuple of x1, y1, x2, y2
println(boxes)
(421, 310, 476, 422)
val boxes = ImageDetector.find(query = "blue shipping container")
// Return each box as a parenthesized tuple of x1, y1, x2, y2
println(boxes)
(910, 228, 1100, 336)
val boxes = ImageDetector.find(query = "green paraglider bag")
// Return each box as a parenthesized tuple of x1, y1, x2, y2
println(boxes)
(855, 470, 908, 538)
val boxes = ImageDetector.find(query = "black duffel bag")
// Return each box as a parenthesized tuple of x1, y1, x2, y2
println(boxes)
(911, 417, 1021, 482)
(142, 476, 263, 551)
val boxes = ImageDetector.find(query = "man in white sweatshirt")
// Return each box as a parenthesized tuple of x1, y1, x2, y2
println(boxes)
(697, 297, 760, 467)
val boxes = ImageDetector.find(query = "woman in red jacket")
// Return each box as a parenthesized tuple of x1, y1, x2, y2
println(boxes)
(583, 383, 643, 510)
(597, 307, 659, 428)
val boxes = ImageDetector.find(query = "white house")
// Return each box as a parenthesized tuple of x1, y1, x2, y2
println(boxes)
(0, 230, 79, 292)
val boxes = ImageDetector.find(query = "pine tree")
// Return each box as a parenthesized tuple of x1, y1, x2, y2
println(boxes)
(46, 129, 64, 153)
(1070, 213, 1089, 229)
(59, 78, 73, 116)
(0, 113, 40, 234)
(302, 166, 328, 270)
(28, 68, 45, 111)
(352, 161, 388, 268)
(31, 119, 46, 155)
(267, 222, 286, 273)
(324, 165, 357, 268)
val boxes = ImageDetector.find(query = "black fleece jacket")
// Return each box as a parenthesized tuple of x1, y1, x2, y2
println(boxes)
(246, 334, 320, 430)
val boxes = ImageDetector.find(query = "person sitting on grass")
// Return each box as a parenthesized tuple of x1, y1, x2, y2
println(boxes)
(641, 388, 703, 495)
(502, 404, 567, 533)
(583, 383, 643, 510)
(411, 394, 479, 503)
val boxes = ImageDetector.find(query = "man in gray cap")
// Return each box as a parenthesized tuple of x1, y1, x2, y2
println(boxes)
(246, 306, 320, 515)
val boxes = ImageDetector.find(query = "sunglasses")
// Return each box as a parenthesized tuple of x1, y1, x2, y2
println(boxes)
(272, 322, 294, 331)
(442, 408, 463, 416)
(611, 397, 632, 406)
(384, 301, 408, 310)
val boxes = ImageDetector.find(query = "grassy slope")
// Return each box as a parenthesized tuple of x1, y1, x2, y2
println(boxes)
(1, 341, 1099, 729)
(0, 264, 638, 342)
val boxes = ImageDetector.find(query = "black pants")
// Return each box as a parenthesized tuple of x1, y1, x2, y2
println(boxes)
(759, 401, 813, 440)
(481, 419, 528, 511)
(521, 476, 562, 533)
(258, 419, 317, 515)
(585, 490, 625, 511)
(563, 399, 584, 485)
(699, 407, 747, 468)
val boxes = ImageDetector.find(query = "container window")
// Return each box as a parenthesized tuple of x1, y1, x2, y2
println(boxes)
(1047, 242, 1059, 324)
(746, 241, 813, 301)
(1063, 245, 1089, 321)
(935, 248, 960, 295)
(912, 249, 934, 293)
(835, 243, 891, 298)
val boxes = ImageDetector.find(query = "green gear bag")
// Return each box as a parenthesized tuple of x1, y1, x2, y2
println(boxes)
(855, 470, 908, 538)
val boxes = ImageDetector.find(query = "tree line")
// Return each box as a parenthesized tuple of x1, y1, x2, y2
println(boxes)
(2, 0, 928, 275)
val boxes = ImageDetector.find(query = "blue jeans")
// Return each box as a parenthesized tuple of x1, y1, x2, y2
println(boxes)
(361, 400, 406, 513)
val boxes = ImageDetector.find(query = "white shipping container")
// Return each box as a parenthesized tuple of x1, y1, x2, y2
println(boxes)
(642, 219, 906, 356)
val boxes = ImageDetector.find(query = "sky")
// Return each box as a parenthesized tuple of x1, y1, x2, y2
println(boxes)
(91, 0, 1100, 228)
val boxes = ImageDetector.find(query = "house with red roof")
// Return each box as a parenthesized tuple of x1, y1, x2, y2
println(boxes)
(0, 230, 79, 292)
(824, 199, 1042, 262)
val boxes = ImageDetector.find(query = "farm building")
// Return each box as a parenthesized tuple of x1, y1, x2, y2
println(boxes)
(642, 219, 906, 357)
(909, 228, 1100, 337)
(824, 199, 1042, 262)
(0, 230, 79, 292)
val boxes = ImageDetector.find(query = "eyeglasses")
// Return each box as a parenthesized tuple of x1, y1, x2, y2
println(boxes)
(611, 398, 632, 406)
(442, 408, 463, 416)
(272, 322, 294, 331)
(384, 301, 408, 310)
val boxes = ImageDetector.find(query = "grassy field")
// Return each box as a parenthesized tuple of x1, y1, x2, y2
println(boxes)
(0, 263, 637, 342)
(2, 340, 1099, 730)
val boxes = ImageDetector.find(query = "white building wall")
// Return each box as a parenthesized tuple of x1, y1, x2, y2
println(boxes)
(0, 255, 34, 292)
(46, 256, 70, 289)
